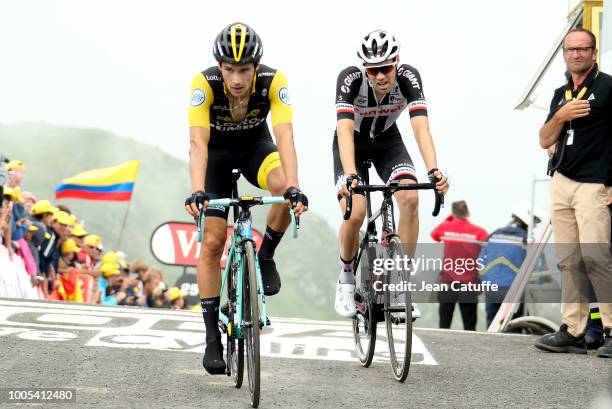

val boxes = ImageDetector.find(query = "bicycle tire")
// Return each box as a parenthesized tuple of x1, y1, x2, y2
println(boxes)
(352, 245, 377, 367)
(384, 236, 412, 382)
(226, 249, 244, 388)
(244, 241, 260, 407)
(230, 337, 244, 388)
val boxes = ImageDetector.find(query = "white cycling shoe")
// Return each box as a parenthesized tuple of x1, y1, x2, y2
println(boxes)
(334, 282, 357, 318)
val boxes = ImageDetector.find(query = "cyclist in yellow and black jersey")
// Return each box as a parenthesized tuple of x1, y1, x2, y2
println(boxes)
(184, 22, 308, 375)
(189, 63, 292, 148)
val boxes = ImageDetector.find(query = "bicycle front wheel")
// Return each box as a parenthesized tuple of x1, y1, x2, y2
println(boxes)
(243, 241, 260, 407)
(384, 237, 412, 382)
(230, 337, 244, 388)
(226, 253, 244, 388)
(352, 293, 377, 367)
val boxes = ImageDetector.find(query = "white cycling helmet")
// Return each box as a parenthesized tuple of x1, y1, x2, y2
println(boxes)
(357, 30, 400, 66)
(512, 201, 545, 226)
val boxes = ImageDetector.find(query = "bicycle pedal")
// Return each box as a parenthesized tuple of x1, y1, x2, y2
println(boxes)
(259, 317, 271, 328)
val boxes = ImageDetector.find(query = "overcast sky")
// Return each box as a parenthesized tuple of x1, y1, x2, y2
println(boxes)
(1, 0, 578, 238)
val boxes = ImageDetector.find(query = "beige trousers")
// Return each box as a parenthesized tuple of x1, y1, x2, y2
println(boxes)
(550, 171, 612, 337)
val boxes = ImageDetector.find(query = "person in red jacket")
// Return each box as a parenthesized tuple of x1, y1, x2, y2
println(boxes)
(431, 200, 488, 330)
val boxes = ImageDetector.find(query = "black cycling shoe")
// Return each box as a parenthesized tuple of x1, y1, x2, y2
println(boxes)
(260, 258, 281, 296)
(596, 329, 612, 358)
(534, 324, 587, 354)
(202, 339, 226, 375)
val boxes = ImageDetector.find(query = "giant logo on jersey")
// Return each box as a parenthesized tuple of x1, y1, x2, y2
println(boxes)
(397, 68, 421, 90)
(191, 88, 205, 107)
(340, 71, 361, 93)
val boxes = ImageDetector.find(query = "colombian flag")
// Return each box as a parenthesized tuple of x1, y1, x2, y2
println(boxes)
(55, 160, 139, 202)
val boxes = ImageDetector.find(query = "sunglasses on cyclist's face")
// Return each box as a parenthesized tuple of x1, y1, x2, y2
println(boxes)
(365, 64, 396, 76)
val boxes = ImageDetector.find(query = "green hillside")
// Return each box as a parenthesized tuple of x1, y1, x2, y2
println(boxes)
(0, 122, 339, 320)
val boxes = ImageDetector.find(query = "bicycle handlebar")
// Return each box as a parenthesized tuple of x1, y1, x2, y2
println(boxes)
(196, 196, 300, 243)
(343, 181, 444, 221)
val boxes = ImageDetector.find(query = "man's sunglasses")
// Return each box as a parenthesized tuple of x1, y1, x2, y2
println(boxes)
(366, 64, 396, 76)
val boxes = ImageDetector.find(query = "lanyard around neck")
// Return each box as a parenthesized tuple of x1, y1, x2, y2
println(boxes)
(564, 86, 588, 102)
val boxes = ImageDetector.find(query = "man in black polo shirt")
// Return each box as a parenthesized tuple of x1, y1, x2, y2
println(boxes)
(536, 28, 612, 358)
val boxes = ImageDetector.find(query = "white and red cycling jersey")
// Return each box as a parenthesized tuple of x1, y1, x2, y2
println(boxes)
(335, 64, 428, 140)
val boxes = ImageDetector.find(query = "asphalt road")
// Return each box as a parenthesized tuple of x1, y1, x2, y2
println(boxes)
(0, 298, 610, 409)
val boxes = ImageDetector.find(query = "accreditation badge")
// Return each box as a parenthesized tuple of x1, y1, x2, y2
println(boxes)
(566, 129, 574, 146)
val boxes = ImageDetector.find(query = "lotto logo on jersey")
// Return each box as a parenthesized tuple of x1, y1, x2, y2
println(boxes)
(191, 88, 205, 107)
(279, 87, 291, 105)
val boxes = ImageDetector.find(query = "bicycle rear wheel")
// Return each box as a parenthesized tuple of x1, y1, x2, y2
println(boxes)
(352, 246, 377, 367)
(243, 241, 260, 407)
(384, 236, 412, 382)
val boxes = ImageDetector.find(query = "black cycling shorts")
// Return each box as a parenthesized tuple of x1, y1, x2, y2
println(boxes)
(332, 124, 417, 199)
(205, 129, 281, 219)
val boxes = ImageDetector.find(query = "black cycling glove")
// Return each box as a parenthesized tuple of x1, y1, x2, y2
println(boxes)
(185, 191, 209, 210)
(283, 186, 308, 209)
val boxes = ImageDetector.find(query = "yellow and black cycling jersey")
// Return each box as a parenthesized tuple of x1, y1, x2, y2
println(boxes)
(188, 64, 292, 149)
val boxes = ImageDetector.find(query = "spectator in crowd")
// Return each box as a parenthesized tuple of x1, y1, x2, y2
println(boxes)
(167, 287, 187, 310)
(1, 188, 13, 253)
(21, 191, 37, 214)
(129, 259, 149, 282)
(536, 28, 612, 358)
(98, 262, 121, 305)
(79, 234, 103, 268)
(71, 223, 88, 247)
(53, 210, 73, 241)
(23, 194, 45, 254)
(58, 239, 81, 273)
(431, 200, 488, 331)
(29, 200, 56, 297)
(81, 235, 104, 304)
(54, 238, 84, 302)
(142, 267, 167, 308)
(479, 201, 543, 328)
(129, 259, 149, 300)
(5, 162, 30, 246)
(24, 224, 43, 286)
(8, 187, 29, 242)
(5, 160, 26, 189)
(12, 202, 38, 283)
(39, 209, 69, 295)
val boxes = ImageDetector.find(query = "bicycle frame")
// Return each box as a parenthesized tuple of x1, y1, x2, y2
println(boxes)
(354, 163, 397, 277)
(199, 197, 291, 337)
(195, 171, 298, 338)
(218, 206, 267, 338)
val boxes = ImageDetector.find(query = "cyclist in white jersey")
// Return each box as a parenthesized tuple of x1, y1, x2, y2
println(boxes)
(333, 30, 449, 317)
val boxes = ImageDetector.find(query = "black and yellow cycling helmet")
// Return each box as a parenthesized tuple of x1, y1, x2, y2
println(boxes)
(213, 22, 263, 65)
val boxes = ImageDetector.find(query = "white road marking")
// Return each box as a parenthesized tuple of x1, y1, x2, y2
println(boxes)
(38, 314, 112, 325)
(0, 299, 438, 365)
